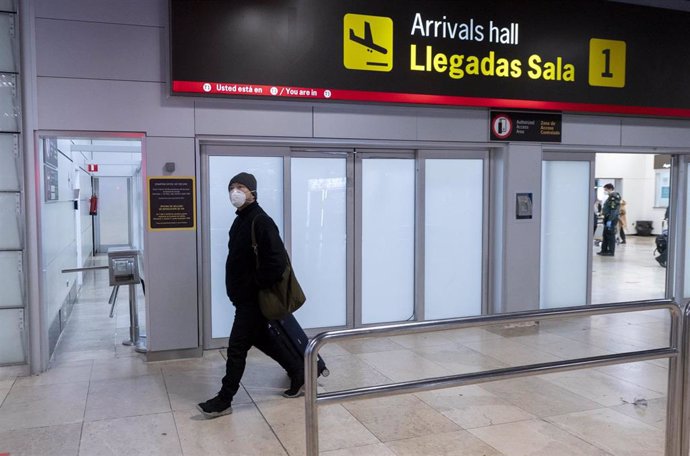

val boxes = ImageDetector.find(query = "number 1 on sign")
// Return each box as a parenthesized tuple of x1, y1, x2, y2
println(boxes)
(588, 38, 626, 88)
(601, 49, 613, 78)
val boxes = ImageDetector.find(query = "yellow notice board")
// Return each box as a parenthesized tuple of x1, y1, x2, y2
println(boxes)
(147, 176, 196, 231)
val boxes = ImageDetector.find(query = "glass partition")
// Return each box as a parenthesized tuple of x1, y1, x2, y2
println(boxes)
(0, 192, 21, 249)
(540, 160, 590, 308)
(425, 159, 483, 319)
(0, 73, 18, 132)
(0, 251, 21, 308)
(0, 133, 18, 191)
(0, 13, 18, 73)
(0, 308, 24, 364)
(291, 157, 347, 328)
(361, 159, 415, 324)
(208, 155, 284, 339)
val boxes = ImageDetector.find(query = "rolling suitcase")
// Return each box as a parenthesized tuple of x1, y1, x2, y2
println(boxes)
(268, 314, 330, 377)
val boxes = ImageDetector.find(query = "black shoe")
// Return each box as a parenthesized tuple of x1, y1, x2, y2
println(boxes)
(196, 394, 232, 419)
(283, 375, 305, 398)
(596, 252, 614, 256)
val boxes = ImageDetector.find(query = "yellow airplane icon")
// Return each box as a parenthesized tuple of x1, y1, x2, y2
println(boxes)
(343, 14, 393, 72)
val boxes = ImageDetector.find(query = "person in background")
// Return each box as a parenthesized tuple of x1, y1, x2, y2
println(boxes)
(618, 199, 627, 244)
(597, 183, 621, 257)
(197, 172, 305, 420)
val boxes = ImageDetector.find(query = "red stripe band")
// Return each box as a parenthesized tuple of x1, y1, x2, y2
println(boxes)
(172, 80, 690, 118)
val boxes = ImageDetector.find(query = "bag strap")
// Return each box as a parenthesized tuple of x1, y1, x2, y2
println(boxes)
(251, 215, 261, 270)
(251, 213, 291, 270)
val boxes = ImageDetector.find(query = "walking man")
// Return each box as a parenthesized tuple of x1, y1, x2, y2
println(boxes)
(197, 172, 305, 419)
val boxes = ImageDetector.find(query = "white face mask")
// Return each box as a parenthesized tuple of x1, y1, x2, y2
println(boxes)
(229, 189, 246, 208)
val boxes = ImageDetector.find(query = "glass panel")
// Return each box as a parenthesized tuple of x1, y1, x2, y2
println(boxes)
(361, 159, 415, 324)
(98, 177, 130, 246)
(540, 161, 590, 308)
(0, 1, 16, 12)
(0, 192, 21, 249)
(0, 133, 18, 191)
(425, 159, 483, 319)
(291, 157, 347, 328)
(0, 251, 21, 308)
(209, 155, 283, 339)
(0, 73, 18, 132)
(685, 163, 690, 297)
(0, 13, 18, 72)
(0, 308, 25, 364)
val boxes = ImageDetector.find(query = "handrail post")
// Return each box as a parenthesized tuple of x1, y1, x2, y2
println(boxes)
(680, 302, 690, 456)
(305, 337, 320, 456)
(665, 303, 682, 456)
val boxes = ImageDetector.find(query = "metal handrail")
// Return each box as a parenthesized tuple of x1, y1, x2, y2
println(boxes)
(680, 302, 690, 456)
(304, 299, 683, 456)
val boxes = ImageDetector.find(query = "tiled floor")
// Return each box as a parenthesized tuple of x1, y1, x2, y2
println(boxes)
(0, 236, 674, 455)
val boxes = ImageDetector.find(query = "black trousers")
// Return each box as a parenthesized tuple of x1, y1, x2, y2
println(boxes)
(601, 223, 617, 254)
(219, 302, 302, 401)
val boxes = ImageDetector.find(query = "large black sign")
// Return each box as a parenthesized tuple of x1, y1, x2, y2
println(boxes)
(148, 177, 196, 231)
(170, 0, 690, 117)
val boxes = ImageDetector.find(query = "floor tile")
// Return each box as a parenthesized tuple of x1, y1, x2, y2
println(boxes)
(481, 377, 602, 418)
(90, 355, 161, 381)
(14, 362, 92, 387)
(0, 381, 89, 431)
(164, 368, 252, 411)
(415, 385, 535, 429)
(318, 354, 392, 393)
(609, 396, 667, 430)
(258, 399, 380, 454)
(355, 349, 450, 382)
(470, 419, 610, 456)
(595, 361, 669, 393)
(174, 404, 287, 456)
(85, 374, 170, 421)
(0, 422, 82, 456)
(410, 343, 507, 374)
(79, 412, 182, 456)
(463, 338, 561, 367)
(548, 408, 664, 456)
(342, 394, 460, 442)
(321, 443, 396, 456)
(541, 369, 665, 407)
(385, 430, 504, 456)
(337, 337, 405, 354)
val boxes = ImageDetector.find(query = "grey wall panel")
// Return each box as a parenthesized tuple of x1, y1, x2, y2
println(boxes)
(37, 77, 194, 137)
(500, 143, 542, 313)
(562, 115, 622, 146)
(314, 104, 417, 140)
(36, 18, 163, 82)
(195, 100, 313, 137)
(144, 136, 198, 352)
(417, 108, 488, 142)
(35, 0, 166, 26)
(622, 117, 690, 148)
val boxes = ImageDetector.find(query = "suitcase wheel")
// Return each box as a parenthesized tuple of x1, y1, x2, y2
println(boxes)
(321, 368, 330, 377)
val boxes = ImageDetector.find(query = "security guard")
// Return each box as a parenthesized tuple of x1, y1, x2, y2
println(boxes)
(597, 183, 621, 257)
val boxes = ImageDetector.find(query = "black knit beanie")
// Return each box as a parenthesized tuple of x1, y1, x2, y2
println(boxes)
(228, 172, 257, 194)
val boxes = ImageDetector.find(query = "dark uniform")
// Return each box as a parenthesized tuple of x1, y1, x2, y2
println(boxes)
(219, 201, 303, 402)
(599, 191, 621, 256)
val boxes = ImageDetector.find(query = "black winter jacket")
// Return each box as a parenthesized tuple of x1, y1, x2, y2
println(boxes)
(225, 202, 287, 305)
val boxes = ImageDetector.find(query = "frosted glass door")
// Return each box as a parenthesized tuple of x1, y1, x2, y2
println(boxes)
(540, 160, 590, 308)
(0, 73, 17, 132)
(425, 159, 483, 319)
(0, 133, 18, 191)
(291, 158, 347, 328)
(0, 192, 21, 249)
(98, 177, 130, 247)
(0, 13, 18, 73)
(209, 156, 283, 339)
(0, 251, 21, 308)
(0, 308, 24, 364)
(361, 159, 415, 324)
